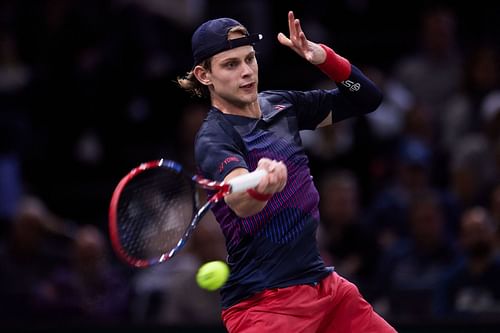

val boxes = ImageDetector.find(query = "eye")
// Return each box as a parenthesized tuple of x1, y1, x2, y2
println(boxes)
(246, 54, 255, 64)
(224, 61, 237, 69)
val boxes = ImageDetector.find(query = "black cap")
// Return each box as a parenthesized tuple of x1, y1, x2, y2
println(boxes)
(191, 18, 263, 65)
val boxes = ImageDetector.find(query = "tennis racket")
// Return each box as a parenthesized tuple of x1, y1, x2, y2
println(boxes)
(108, 159, 266, 268)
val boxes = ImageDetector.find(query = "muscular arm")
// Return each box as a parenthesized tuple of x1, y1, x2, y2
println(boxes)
(224, 158, 287, 218)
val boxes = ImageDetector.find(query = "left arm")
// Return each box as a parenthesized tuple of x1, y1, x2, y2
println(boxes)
(278, 11, 382, 126)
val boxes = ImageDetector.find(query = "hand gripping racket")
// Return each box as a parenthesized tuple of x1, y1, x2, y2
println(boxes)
(108, 159, 266, 268)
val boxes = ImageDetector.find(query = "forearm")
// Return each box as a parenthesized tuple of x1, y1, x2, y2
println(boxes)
(317, 45, 383, 122)
(225, 190, 269, 218)
(223, 159, 287, 218)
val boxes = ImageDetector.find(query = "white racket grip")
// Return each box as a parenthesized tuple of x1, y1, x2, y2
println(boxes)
(228, 169, 267, 193)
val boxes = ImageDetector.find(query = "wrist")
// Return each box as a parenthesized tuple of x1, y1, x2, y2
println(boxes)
(317, 44, 351, 82)
(247, 188, 272, 201)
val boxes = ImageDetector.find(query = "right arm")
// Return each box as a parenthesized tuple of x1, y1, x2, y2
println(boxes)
(224, 158, 287, 218)
(195, 116, 287, 217)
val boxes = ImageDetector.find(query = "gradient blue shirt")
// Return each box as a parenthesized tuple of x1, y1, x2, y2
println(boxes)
(194, 65, 382, 308)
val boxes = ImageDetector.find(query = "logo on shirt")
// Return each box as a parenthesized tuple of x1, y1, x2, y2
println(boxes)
(219, 156, 240, 173)
(341, 80, 361, 92)
(273, 104, 287, 111)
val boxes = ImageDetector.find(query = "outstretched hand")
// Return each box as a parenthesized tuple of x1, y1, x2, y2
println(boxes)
(277, 11, 326, 65)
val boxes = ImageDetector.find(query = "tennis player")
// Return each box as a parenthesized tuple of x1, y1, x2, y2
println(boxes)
(178, 11, 397, 333)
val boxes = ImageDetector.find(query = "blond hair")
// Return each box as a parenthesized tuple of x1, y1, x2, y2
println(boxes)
(177, 58, 212, 98)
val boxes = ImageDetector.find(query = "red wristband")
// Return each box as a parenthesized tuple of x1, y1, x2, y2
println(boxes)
(317, 44, 351, 82)
(247, 188, 272, 201)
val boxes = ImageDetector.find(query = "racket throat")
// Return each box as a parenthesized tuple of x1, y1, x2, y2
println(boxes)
(211, 184, 231, 203)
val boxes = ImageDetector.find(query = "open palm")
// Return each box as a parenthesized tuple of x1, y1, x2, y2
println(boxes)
(277, 11, 326, 65)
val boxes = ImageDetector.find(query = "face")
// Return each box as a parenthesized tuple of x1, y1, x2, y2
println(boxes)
(197, 33, 259, 109)
(460, 208, 494, 258)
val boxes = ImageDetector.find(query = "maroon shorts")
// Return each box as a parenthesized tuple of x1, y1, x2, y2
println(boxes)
(222, 272, 397, 333)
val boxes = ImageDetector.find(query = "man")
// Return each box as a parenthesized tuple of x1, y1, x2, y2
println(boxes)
(178, 10, 396, 333)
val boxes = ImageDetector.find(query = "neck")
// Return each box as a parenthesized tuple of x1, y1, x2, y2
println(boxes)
(212, 98, 261, 119)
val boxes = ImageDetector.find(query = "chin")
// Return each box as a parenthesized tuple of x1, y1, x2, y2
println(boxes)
(243, 92, 258, 103)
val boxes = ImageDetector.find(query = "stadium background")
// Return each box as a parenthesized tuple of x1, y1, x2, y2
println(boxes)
(1, 0, 500, 332)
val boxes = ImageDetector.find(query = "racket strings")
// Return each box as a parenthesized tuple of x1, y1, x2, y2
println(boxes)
(117, 168, 195, 260)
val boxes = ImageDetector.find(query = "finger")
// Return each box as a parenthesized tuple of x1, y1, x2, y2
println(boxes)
(295, 17, 304, 36)
(290, 17, 300, 42)
(258, 158, 272, 168)
(294, 18, 303, 38)
(269, 172, 278, 187)
(275, 161, 285, 173)
(288, 11, 296, 38)
(268, 161, 277, 172)
(291, 19, 302, 44)
(276, 166, 287, 186)
(298, 31, 308, 51)
(278, 180, 287, 192)
(280, 167, 288, 189)
(298, 34, 313, 61)
(294, 20, 308, 49)
(277, 32, 293, 47)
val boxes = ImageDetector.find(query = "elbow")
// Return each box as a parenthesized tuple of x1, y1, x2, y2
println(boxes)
(344, 65, 384, 116)
(348, 87, 382, 118)
(364, 86, 383, 115)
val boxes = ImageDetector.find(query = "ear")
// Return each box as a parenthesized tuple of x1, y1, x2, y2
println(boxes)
(193, 65, 211, 86)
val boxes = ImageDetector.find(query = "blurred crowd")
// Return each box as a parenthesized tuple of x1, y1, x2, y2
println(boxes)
(1, 0, 500, 330)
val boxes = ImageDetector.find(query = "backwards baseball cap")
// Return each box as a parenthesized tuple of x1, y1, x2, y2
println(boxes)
(191, 18, 263, 65)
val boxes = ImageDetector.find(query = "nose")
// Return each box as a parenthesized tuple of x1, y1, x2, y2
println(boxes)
(241, 62, 253, 77)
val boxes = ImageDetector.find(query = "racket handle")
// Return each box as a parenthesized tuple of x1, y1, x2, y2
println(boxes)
(228, 169, 267, 193)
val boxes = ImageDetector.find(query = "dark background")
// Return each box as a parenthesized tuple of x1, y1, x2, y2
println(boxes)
(1, 0, 500, 332)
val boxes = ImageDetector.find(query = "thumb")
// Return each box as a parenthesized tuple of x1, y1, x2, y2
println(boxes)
(277, 32, 292, 47)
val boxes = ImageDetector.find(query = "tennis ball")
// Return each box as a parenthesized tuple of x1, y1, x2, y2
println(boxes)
(196, 260, 230, 291)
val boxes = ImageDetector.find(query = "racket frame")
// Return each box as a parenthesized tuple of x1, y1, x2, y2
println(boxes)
(109, 159, 255, 268)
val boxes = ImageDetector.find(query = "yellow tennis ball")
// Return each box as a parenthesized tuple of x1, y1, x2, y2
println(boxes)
(196, 260, 230, 291)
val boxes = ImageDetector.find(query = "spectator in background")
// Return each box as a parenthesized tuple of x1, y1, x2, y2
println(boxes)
(440, 44, 500, 153)
(372, 191, 458, 319)
(434, 206, 500, 319)
(2, 0, 500, 328)
(0, 196, 73, 325)
(366, 139, 432, 249)
(394, 6, 462, 119)
(172, 103, 209, 173)
(33, 224, 131, 325)
(317, 170, 379, 294)
(449, 133, 497, 211)
(300, 76, 382, 205)
(487, 183, 500, 253)
(362, 66, 415, 144)
(481, 91, 500, 165)
(0, 31, 32, 233)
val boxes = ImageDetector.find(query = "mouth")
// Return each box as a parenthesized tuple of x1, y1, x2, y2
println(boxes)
(240, 82, 255, 90)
